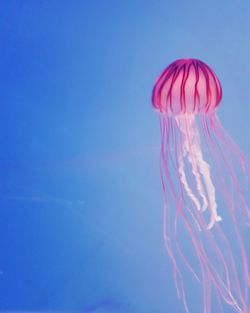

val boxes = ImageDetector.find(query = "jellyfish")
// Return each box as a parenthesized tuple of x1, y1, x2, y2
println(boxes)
(152, 59, 250, 313)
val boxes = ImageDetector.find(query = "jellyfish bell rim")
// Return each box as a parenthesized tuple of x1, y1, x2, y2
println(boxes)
(152, 58, 223, 116)
(152, 107, 220, 117)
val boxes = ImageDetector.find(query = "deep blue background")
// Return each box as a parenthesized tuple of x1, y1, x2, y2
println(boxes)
(0, 1, 249, 312)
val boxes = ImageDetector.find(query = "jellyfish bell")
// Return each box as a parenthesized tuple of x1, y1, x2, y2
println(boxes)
(152, 58, 250, 313)
(152, 59, 222, 115)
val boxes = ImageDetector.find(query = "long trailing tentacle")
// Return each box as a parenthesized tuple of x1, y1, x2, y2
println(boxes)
(159, 113, 250, 313)
(199, 113, 250, 308)
(175, 115, 243, 311)
(175, 114, 222, 229)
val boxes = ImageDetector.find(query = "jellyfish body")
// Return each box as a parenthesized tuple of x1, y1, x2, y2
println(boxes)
(152, 59, 250, 313)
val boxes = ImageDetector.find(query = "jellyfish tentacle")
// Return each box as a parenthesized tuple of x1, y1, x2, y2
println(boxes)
(204, 115, 250, 291)
(176, 114, 222, 229)
(176, 115, 209, 213)
(175, 116, 244, 310)
(178, 144, 202, 214)
(174, 115, 245, 310)
(198, 115, 250, 310)
(192, 133, 222, 229)
(185, 145, 209, 213)
(160, 117, 191, 313)
(172, 120, 202, 278)
(209, 116, 250, 222)
(186, 114, 221, 229)
(183, 117, 209, 213)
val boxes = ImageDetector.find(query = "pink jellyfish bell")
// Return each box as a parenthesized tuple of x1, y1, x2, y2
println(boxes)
(152, 59, 250, 313)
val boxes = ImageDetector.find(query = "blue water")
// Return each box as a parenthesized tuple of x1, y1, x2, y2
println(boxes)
(0, 1, 249, 312)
